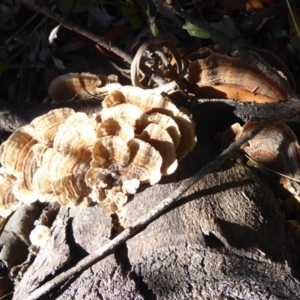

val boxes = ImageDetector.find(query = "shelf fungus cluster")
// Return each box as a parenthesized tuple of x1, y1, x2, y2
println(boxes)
(222, 121, 300, 199)
(0, 86, 196, 217)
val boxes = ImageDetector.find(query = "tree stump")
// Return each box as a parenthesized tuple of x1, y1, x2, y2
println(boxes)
(10, 135, 300, 299)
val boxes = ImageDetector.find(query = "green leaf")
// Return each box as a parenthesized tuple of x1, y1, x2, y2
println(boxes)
(271, 30, 289, 38)
(55, 0, 95, 13)
(182, 21, 210, 39)
(152, 23, 160, 37)
(0, 61, 9, 71)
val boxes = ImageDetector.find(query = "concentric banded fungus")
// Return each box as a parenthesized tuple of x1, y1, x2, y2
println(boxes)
(147, 112, 181, 149)
(91, 136, 130, 169)
(30, 108, 74, 146)
(96, 118, 134, 143)
(188, 52, 289, 103)
(0, 127, 37, 175)
(125, 138, 162, 185)
(222, 121, 300, 198)
(0, 85, 196, 217)
(102, 86, 197, 160)
(49, 73, 107, 102)
(136, 123, 177, 175)
(0, 169, 20, 218)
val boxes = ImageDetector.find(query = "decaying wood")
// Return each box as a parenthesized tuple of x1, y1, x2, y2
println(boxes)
(11, 112, 286, 300)
(0, 88, 300, 299)
(12, 143, 300, 298)
(2, 95, 300, 135)
(194, 98, 300, 124)
(3, 2, 300, 299)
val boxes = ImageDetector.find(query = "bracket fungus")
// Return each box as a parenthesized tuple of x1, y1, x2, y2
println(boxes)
(222, 121, 300, 199)
(0, 86, 196, 217)
(48, 73, 109, 102)
(188, 52, 290, 103)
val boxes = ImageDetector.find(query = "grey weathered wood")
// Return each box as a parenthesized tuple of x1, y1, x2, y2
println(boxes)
(12, 207, 72, 299)
(12, 141, 300, 299)
(123, 162, 297, 299)
(13, 202, 144, 299)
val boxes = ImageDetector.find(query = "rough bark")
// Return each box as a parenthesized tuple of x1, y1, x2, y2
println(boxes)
(10, 138, 300, 299)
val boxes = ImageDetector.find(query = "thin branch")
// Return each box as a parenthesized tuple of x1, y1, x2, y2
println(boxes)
(25, 99, 300, 299)
(20, 0, 169, 86)
(20, 0, 133, 64)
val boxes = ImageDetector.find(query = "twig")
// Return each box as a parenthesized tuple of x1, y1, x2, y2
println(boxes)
(20, 0, 168, 85)
(4, 12, 40, 46)
(25, 98, 300, 299)
(20, 0, 134, 64)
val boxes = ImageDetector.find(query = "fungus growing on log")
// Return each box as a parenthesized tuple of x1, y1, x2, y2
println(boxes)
(188, 52, 289, 103)
(0, 86, 197, 217)
(48, 73, 108, 102)
(222, 121, 300, 198)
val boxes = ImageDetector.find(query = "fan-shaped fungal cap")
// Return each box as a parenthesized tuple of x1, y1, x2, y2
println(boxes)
(53, 112, 96, 154)
(0, 127, 37, 176)
(101, 103, 148, 129)
(121, 138, 162, 185)
(12, 147, 39, 203)
(38, 149, 91, 181)
(49, 73, 106, 102)
(92, 136, 131, 169)
(96, 118, 134, 143)
(104, 86, 180, 116)
(136, 123, 177, 175)
(0, 168, 20, 218)
(188, 53, 289, 103)
(30, 108, 74, 146)
(174, 111, 197, 160)
(102, 90, 126, 108)
(147, 112, 181, 149)
(222, 121, 300, 198)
